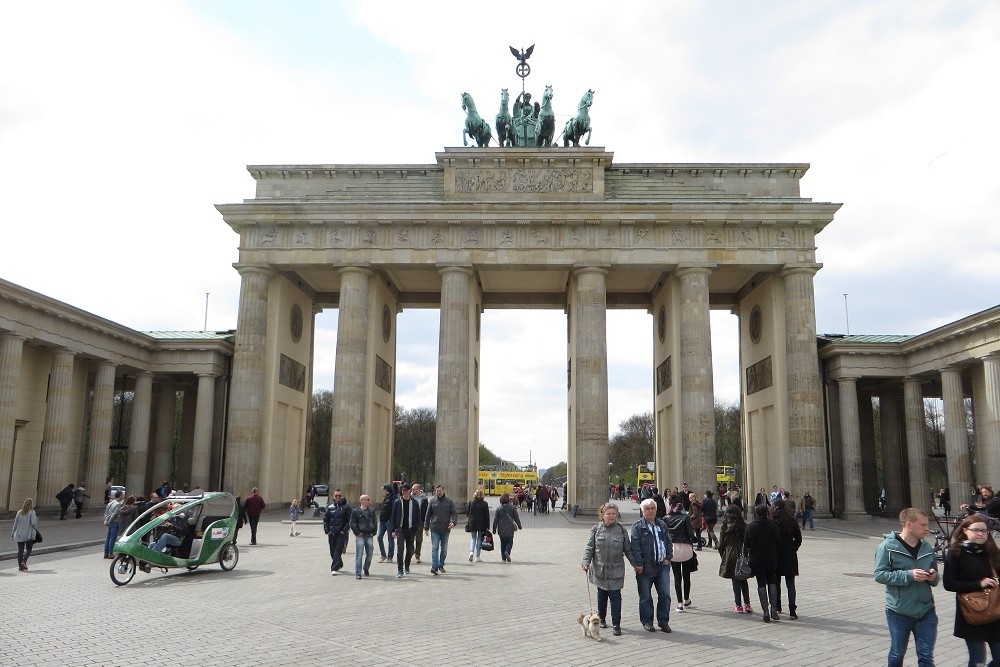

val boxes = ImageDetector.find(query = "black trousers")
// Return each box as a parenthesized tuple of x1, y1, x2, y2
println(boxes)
(396, 527, 416, 571)
(328, 531, 349, 571)
(248, 514, 260, 543)
(74, 501, 84, 519)
(59, 502, 70, 520)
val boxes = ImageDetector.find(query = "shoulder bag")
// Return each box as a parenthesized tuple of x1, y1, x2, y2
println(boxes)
(959, 567, 1000, 625)
(734, 531, 753, 580)
(33, 528, 43, 544)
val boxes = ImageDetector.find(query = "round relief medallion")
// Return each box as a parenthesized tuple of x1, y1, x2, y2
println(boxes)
(749, 305, 763, 344)
(290, 304, 303, 343)
(382, 305, 391, 343)
(657, 305, 666, 343)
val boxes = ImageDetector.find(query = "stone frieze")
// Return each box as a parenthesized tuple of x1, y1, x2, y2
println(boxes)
(454, 168, 593, 194)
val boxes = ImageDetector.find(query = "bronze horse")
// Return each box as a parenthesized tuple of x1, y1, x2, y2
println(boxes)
(535, 85, 555, 147)
(462, 92, 492, 147)
(560, 89, 594, 147)
(495, 89, 513, 148)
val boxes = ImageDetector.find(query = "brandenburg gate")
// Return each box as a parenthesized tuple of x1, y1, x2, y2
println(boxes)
(217, 147, 841, 513)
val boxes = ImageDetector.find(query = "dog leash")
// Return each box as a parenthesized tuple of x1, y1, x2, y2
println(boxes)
(585, 568, 595, 613)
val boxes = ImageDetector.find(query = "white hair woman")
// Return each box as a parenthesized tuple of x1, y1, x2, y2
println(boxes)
(11, 498, 38, 571)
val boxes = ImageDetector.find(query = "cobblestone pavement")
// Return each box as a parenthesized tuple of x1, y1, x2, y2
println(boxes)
(0, 501, 972, 666)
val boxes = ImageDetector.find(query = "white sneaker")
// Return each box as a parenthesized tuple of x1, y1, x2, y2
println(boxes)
(475, 556, 482, 562)
(469, 552, 474, 562)
(330, 570, 339, 576)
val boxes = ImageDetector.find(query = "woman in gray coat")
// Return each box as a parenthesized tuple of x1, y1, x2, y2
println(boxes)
(491, 492, 522, 562)
(582, 503, 632, 636)
(11, 497, 38, 571)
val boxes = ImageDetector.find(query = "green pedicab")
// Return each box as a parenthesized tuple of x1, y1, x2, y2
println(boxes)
(110, 492, 240, 586)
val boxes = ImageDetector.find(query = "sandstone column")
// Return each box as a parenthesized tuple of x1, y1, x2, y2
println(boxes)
(225, 265, 271, 495)
(781, 266, 828, 510)
(879, 388, 907, 512)
(86, 360, 117, 499)
(151, 381, 176, 485)
(0, 334, 26, 511)
(979, 354, 1000, 486)
(124, 372, 153, 496)
(838, 377, 866, 515)
(330, 267, 372, 503)
(677, 266, 715, 494)
(189, 373, 216, 490)
(903, 377, 932, 511)
(38, 349, 77, 505)
(435, 266, 474, 501)
(859, 391, 879, 511)
(571, 267, 610, 514)
(942, 367, 973, 502)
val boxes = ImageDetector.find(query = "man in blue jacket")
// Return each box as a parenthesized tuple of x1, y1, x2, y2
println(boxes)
(323, 489, 353, 575)
(874, 508, 939, 667)
(630, 498, 673, 633)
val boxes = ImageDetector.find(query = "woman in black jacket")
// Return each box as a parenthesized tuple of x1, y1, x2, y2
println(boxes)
(943, 514, 1000, 666)
(746, 503, 781, 623)
(719, 505, 753, 613)
(770, 499, 803, 619)
(664, 495, 697, 612)
(467, 490, 491, 562)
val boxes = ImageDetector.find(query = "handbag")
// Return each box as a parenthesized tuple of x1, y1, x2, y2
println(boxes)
(733, 530, 753, 580)
(959, 584, 1000, 625)
(33, 529, 43, 544)
(672, 541, 694, 563)
(481, 529, 494, 551)
(688, 550, 699, 572)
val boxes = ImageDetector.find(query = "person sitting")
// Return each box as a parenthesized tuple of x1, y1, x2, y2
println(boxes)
(151, 511, 188, 555)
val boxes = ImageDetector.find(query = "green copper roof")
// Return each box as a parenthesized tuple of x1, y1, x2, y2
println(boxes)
(142, 331, 235, 341)
(818, 334, 914, 345)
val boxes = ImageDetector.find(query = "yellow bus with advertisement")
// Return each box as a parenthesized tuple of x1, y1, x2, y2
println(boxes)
(634, 465, 737, 489)
(477, 469, 539, 496)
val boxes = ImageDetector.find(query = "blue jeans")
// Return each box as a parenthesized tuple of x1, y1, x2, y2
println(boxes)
(430, 530, 450, 569)
(966, 639, 1000, 667)
(636, 564, 672, 628)
(355, 535, 373, 575)
(104, 523, 121, 556)
(469, 531, 483, 557)
(886, 607, 937, 667)
(377, 521, 394, 559)
(152, 533, 181, 553)
(801, 509, 815, 529)
(499, 536, 514, 557)
(598, 588, 622, 626)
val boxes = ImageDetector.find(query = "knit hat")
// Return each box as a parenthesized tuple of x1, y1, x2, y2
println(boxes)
(383, 483, 392, 491)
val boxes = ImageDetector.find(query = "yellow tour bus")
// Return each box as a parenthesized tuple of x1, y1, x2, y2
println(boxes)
(634, 465, 735, 489)
(477, 469, 539, 496)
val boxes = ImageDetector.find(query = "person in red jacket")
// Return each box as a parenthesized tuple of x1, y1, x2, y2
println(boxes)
(244, 487, 265, 545)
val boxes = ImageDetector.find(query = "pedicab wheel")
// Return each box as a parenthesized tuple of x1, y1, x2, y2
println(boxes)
(219, 542, 239, 571)
(186, 565, 199, 571)
(110, 554, 136, 586)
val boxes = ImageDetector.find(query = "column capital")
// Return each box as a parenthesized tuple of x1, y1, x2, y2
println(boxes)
(941, 366, 963, 378)
(780, 263, 823, 278)
(1, 333, 27, 343)
(675, 264, 714, 278)
(51, 347, 78, 359)
(233, 263, 273, 278)
(437, 264, 474, 277)
(571, 265, 609, 277)
(982, 352, 1000, 363)
(135, 370, 154, 378)
(196, 372, 217, 379)
(836, 375, 860, 385)
(95, 359, 117, 370)
(338, 265, 373, 278)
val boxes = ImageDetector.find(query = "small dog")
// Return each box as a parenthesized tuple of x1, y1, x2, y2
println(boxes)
(578, 612, 602, 641)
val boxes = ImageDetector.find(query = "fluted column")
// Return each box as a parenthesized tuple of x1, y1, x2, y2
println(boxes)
(38, 349, 77, 505)
(571, 266, 610, 513)
(677, 266, 715, 494)
(781, 266, 828, 510)
(859, 392, 879, 511)
(225, 265, 271, 495)
(903, 377, 932, 511)
(979, 354, 1000, 486)
(125, 372, 153, 495)
(435, 266, 474, 501)
(151, 381, 176, 485)
(879, 388, 907, 512)
(189, 373, 216, 490)
(86, 361, 117, 498)
(0, 334, 26, 511)
(942, 367, 973, 502)
(838, 377, 866, 514)
(330, 267, 372, 503)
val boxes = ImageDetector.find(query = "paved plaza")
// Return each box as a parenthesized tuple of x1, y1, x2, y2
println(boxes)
(0, 501, 974, 666)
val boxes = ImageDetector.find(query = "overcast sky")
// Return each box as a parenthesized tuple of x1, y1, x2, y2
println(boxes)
(2, 1, 997, 470)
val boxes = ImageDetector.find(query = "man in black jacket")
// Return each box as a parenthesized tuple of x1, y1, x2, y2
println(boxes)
(630, 498, 674, 633)
(391, 484, 421, 578)
(323, 489, 352, 575)
(702, 491, 719, 548)
(56, 484, 74, 520)
(377, 483, 397, 563)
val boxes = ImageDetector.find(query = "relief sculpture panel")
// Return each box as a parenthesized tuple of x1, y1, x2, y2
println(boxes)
(455, 168, 593, 194)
